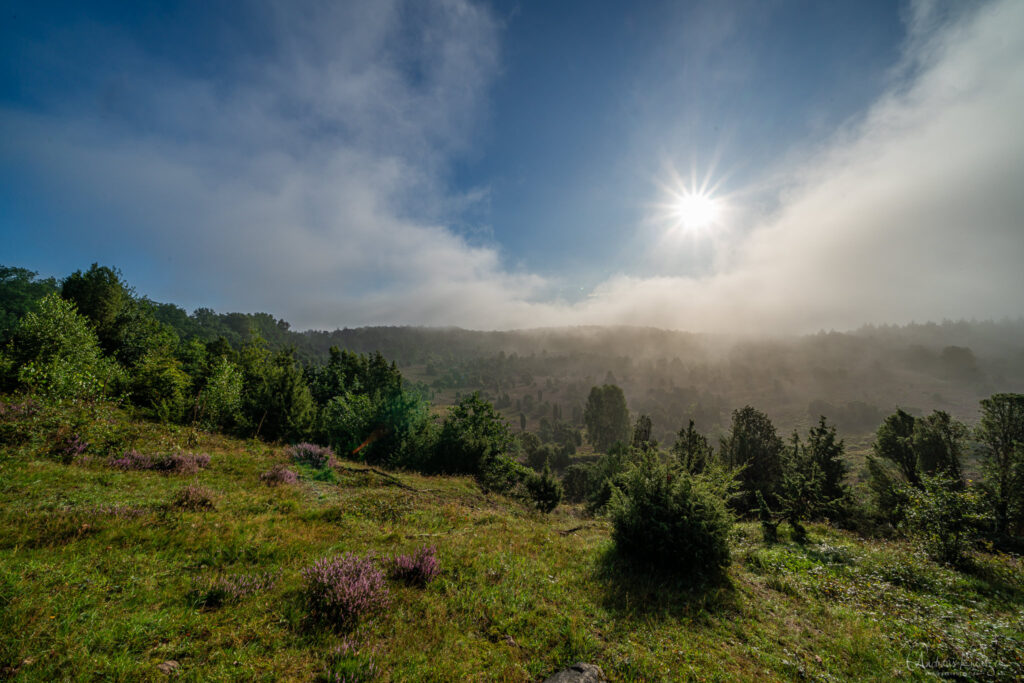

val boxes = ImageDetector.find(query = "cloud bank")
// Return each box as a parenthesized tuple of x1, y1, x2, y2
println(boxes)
(2, 0, 1023, 332)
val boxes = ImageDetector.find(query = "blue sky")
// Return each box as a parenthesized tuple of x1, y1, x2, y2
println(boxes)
(2, 0, 1022, 331)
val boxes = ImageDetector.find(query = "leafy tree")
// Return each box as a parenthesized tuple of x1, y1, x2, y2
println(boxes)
(869, 409, 968, 528)
(198, 357, 243, 430)
(538, 418, 582, 457)
(585, 442, 637, 513)
(518, 431, 541, 462)
(976, 393, 1024, 536)
(873, 409, 920, 487)
(903, 474, 983, 566)
(758, 431, 845, 543)
(5, 293, 119, 399)
(719, 406, 784, 512)
(671, 419, 713, 474)
(583, 384, 630, 452)
(913, 410, 966, 482)
(0, 265, 58, 344)
(362, 388, 436, 467)
(240, 345, 315, 442)
(309, 347, 402, 405)
(865, 454, 912, 529)
(60, 263, 131, 355)
(204, 336, 237, 364)
(319, 392, 376, 456)
(131, 348, 191, 422)
(631, 413, 654, 449)
(113, 300, 180, 369)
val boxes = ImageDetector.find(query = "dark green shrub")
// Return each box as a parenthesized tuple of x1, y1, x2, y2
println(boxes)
(432, 393, 513, 474)
(239, 346, 314, 442)
(608, 455, 732, 579)
(478, 453, 530, 495)
(719, 406, 784, 513)
(526, 462, 563, 513)
(562, 463, 594, 503)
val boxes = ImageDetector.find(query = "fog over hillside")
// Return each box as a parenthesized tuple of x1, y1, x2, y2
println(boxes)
(141, 295, 1024, 443)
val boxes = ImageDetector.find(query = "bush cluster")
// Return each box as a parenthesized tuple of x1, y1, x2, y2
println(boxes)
(172, 484, 216, 511)
(386, 546, 440, 586)
(289, 442, 336, 469)
(302, 553, 390, 628)
(260, 463, 299, 486)
(110, 450, 211, 474)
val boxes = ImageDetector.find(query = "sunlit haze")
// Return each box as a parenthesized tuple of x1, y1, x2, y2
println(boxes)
(2, 0, 1022, 332)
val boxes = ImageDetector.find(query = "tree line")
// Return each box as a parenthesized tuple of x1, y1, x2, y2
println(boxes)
(2, 263, 1023, 575)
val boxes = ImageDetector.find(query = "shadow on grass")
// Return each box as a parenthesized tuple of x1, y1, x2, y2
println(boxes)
(960, 554, 1024, 603)
(591, 546, 738, 623)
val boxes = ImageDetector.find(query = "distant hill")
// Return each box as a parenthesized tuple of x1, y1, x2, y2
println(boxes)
(146, 295, 1024, 443)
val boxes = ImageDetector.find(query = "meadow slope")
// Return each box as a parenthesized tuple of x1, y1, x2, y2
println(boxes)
(1, 400, 1022, 681)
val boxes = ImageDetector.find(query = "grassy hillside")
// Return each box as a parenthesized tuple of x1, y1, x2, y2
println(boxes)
(2, 400, 1023, 681)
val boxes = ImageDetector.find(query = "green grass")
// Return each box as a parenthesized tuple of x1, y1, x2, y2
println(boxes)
(1, 399, 1022, 681)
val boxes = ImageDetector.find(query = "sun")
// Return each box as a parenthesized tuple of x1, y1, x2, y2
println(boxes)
(672, 192, 720, 229)
(653, 163, 730, 236)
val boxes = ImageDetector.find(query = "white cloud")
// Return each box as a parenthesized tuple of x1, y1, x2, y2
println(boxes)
(555, 0, 1024, 332)
(2, 0, 1023, 332)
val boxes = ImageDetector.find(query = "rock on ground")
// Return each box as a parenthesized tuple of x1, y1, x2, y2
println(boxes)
(543, 662, 607, 683)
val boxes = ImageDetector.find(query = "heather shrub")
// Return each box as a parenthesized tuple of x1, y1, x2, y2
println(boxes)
(289, 442, 336, 469)
(0, 397, 40, 446)
(387, 546, 440, 586)
(608, 455, 732, 579)
(302, 553, 389, 628)
(318, 639, 380, 683)
(169, 452, 211, 475)
(260, 463, 299, 486)
(172, 483, 216, 511)
(110, 449, 154, 470)
(193, 570, 279, 608)
(109, 450, 210, 474)
(52, 432, 89, 463)
(0, 398, 38, 421)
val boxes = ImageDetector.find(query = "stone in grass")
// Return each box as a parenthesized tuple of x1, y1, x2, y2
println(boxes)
(157, 660, 179, 675)
(543, 662, 607, 683)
